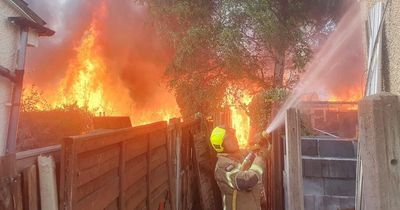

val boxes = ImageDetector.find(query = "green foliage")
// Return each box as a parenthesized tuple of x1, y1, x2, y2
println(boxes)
(248, 88, 288, 132)
(174, 74, 228, 118)
(144, 0, 342, 120)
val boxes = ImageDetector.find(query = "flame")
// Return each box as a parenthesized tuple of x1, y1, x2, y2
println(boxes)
(52, 3, 110, 114)
(44, 2, 180, 124)
(225, 88, 252, 148)
(328, 87, 363, 102)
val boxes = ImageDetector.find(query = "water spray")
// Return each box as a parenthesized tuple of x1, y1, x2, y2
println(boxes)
(263, 2, 363, 135)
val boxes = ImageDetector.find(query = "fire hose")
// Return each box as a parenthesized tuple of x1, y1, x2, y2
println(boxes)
(232, 131, 270, 210)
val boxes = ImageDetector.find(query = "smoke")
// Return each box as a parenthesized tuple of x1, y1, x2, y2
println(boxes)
(24, 0, 176, 115)
(267, 1, 365, 132)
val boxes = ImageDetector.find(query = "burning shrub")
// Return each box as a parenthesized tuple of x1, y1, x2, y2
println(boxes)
(18, 89, 94, 151)
(248, 88, 288, 133)
(21, 85, 51, 112)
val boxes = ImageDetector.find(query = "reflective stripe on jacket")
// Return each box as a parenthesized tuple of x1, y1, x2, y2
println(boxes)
(214, 153, 265, 210)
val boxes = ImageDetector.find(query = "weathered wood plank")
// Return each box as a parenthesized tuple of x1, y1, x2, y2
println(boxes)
(150, 163, 168, 192)
(22, 165, 38, 210)
(125, 137, 148, 161)
(271, 124, 284, 210)
(75, 121, 167, 154)
(75, 177, 119, 210)
(76, 168, 119, 201)
(149, 130, 167, 149)
(16, 145, 61, 160)
(124, 154, 147, 189)
(358, 93, 400, 210)
(16, 150, 60, 172)
(77, 145, 119, 171)
(151, 182, 168, 204)
(0, 154, 16, 177)
(104, 198, 119, 210)
(150, 146, 167, 170)
(10, 174, 23, 210)
(118, 141, 126, 210)
(126, 191, 147, 210)
(146, 135, 151, 210)
(166, 123, 174, 210)
(124, 176, 146, 201)
(284, 108, 304, 210)
(59, 138, 76, 210)
(76, 156, 119, 187)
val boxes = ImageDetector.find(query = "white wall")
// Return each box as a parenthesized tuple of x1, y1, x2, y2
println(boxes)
(0, 0, 20, 155)
(366, 0, 400, 94)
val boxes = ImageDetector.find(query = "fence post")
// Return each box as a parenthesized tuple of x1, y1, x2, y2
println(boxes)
(59, 138, 75, 210)
(358, 93, 400, 210)
(119, 141, 126, 210)
(22, 165, 38, 210)
(271, 104, 284, 210)
(146, 134, 151, 210)
(0, 154, 22, 210)
(284, 108, 304, 210)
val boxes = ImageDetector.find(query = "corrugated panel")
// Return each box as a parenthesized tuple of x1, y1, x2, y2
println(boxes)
(365, 2, 384, 96)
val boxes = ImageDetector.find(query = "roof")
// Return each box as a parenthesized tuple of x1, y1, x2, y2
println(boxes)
(8, 0, 46, 25)
(9, 17, 54, 36)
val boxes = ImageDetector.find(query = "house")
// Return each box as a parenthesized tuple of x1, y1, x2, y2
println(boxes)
(0, 0, 54, 155)
(365, 0, 400, 94)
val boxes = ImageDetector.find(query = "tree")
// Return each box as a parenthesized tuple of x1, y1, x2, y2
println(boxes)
(143, 0, 343, 120)
(21, 85, 51, 112)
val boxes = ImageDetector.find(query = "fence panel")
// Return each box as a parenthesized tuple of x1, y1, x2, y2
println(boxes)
(59, 121, 170, 210)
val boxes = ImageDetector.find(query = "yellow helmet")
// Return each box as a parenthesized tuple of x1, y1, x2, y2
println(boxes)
(210, 127, 226, 152)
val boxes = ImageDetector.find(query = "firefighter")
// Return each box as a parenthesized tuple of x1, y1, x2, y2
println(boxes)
(210, 126, 268, 210)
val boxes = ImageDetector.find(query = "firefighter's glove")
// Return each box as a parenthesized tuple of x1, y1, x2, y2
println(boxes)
(247, 144, 261, 152)
(235, 171, 259, 191)
(253, 131, 269, 145)
(258, 142, 271, 158)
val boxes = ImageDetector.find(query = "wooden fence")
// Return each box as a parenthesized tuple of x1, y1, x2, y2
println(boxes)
(59, 121, 172, 210)
(58, 118, 215, 210)
(357, 93, 400, 210)
(1, 118, 219, 210)
(0, 145, 62, 210)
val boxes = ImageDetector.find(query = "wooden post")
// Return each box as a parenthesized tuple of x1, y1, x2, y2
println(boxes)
(146, 134, 151, 210)
(167, 118, 180, 210)
(358, 93, 400, 210)
(175, 122, 182, 210)
(0, 154, 22, 210)
(22, 165, 38, 210)
(1, 154, 16, 210)
(119, 141, 126, 210)
(284, 108, 304, 210)
(272, 126, 284, 210)
(59, 138, 76, 210)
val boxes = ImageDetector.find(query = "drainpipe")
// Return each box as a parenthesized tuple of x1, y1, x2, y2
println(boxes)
(6, 26, 28, 154)
(0, 65, 17, 82)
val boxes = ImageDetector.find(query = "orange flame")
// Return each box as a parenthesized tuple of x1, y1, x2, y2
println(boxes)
(46, 3, 180, 124)
(52, 2, 110, 114)
(225, 88, 252, 148)
(328, 86, 363, 102)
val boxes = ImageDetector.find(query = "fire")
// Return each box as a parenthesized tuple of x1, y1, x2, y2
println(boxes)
(225, 88, 252, 148)
(45, 2, 180, 124)
(328, 86, 363, 102)
(52, 3, 110, 114)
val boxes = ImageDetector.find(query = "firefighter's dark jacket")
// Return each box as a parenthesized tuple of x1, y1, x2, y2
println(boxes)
(214, 153, 265, 210)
